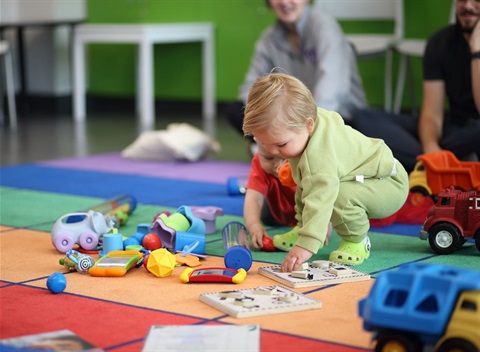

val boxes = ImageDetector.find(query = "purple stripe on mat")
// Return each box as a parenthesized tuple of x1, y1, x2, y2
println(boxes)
(40, 153, 251, 184)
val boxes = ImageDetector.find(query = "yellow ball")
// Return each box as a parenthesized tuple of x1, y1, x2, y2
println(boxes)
(146, 248, 176, 277)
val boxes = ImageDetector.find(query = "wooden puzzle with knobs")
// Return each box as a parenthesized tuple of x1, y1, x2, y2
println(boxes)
(199, 285, 322, 318)
(258, 260, 370, 288)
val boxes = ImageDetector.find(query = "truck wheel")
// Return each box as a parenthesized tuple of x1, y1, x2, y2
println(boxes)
(437, 338, 478, 352)
(428, 223, 462, 254)
(375, 332, 422, 352)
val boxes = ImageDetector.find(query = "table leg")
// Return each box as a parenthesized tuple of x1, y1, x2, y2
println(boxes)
(138, 40, 154, 130)
(18, 27, 28, 113)
(73, 38, 86, 122)
(202, 33, 215, 122)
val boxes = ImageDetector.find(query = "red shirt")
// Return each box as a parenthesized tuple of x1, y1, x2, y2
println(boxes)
(246, 154, 297, 227)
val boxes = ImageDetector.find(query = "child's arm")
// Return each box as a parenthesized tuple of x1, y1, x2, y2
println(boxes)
(280, 246, 314, 272)
(280, 223, 332, 272)
(244, 188, 269, 250)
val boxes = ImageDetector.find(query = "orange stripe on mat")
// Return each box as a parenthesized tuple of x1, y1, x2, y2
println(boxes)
(1, 229, 373, 351)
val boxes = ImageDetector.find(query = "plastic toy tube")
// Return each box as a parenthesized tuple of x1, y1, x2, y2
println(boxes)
(222, 221, 252, 271)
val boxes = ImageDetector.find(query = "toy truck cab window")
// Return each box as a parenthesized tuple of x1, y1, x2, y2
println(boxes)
(440, 197, 451, 206)
(460, 298, 477, 312)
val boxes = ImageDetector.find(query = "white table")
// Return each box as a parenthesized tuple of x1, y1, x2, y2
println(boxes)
(73, 23, 216, 130)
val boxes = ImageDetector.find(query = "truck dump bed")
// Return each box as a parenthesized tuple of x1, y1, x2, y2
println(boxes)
(418, 151, 480, 194)
(358, 263, 480, 336)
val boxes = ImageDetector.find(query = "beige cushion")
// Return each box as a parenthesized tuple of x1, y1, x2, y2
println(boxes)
(122, 123, 220, 162)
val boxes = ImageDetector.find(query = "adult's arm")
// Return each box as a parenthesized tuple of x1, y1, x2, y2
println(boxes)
(418, 80, 446, 153)
(470, 19, 480, 112)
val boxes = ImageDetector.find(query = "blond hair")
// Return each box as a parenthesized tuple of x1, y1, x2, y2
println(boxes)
(243, 73, 317, 137)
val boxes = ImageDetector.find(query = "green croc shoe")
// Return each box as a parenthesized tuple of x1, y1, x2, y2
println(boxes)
(329, 237, 371, 265)
(273, 226, 299, 251)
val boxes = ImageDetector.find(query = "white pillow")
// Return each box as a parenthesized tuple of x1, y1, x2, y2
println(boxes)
(122, 123, 220, 162)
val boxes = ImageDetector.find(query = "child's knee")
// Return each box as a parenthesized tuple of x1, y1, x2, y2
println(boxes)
(331, 203, 370, 239)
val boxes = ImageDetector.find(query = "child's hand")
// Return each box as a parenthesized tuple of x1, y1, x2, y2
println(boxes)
(280, 245, 313, 272)
(248, 223, 270, 250)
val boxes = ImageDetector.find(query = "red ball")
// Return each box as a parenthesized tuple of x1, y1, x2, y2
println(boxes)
(142, 234, 162, 250)
(143, 255, 149, 270)
(262, 236, 276, 252)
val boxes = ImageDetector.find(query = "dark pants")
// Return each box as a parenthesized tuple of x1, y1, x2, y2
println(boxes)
(225, 101, 255, 149)
(225, 101, 245, 136)
(261, 202, 282, 227)
(352, 108, 480, 173)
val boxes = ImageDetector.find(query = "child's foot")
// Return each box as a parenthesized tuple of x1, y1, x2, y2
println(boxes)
(329, 237, 371, 265)
(273, 226, 299, 251)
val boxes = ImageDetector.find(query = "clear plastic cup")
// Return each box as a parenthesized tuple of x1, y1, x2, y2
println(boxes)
(222, 221, 252, 271)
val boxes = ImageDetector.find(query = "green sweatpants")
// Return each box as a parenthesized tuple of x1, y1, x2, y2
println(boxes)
(330, 160, 409, 243)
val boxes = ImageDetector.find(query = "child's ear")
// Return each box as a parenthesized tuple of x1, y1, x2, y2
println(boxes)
(307, 117, 315, 133)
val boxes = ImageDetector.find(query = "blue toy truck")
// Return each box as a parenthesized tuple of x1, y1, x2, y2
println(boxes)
(358, 263, 480, 352)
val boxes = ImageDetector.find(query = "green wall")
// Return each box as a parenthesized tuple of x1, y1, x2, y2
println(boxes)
(86, 0, 454, 109)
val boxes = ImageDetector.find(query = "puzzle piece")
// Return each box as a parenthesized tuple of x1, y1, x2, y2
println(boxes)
(175, 253, 201, 267)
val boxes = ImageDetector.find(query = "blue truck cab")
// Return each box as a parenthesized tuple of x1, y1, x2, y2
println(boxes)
(358, 263, 480, 352)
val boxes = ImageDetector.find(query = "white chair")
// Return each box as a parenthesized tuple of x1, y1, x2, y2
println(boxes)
(314, 0, 403, 112)
(393, 1, 456, 114)
(0, 40, 17, 130)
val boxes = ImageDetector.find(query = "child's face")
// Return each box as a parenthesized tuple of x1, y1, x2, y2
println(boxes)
(258, 145, 285, 178)
(254, 118, 314, 159)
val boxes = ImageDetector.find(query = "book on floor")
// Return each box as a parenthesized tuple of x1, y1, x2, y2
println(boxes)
(0, 329, 103, 352)
(141, 324, 260, 352)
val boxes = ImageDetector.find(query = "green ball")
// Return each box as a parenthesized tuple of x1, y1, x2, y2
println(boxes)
(116, 211, 129, 226)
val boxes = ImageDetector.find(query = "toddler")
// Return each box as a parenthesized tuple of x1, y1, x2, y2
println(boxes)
(243, 73, 409, 272)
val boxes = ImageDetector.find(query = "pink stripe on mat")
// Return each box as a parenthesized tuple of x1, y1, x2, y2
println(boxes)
(40, 153, 251, 184)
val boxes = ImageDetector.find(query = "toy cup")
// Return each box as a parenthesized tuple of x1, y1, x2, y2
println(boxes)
(103, 233, 124, 254)
(175, 231, 206, 255)
(222, 221, 252, 271)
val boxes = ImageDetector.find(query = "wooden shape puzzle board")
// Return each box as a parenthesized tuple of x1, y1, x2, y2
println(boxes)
(199, 285, 322, 318)
(258, 261, 370, 288)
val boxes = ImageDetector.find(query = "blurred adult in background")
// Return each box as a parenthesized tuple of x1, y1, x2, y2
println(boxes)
(226, 0, 367, 156)
(353, 0, 480, 173)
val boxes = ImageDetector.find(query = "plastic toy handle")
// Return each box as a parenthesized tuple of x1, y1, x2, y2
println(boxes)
(278, 161, 296, 187)
(181, 241, 199, 257)
(180, 267, 194, 283)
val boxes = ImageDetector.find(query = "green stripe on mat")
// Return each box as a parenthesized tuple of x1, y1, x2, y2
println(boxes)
(0, 186, 177, 235)
(0, 186, 240, 236)
(207, 227, 480, 273)
(2, 187, 478, 273)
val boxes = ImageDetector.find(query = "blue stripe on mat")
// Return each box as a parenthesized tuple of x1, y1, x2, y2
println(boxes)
(370, 223, 423, 237)
(1, 164, 424, 236)
(0, 165, 245, 216)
